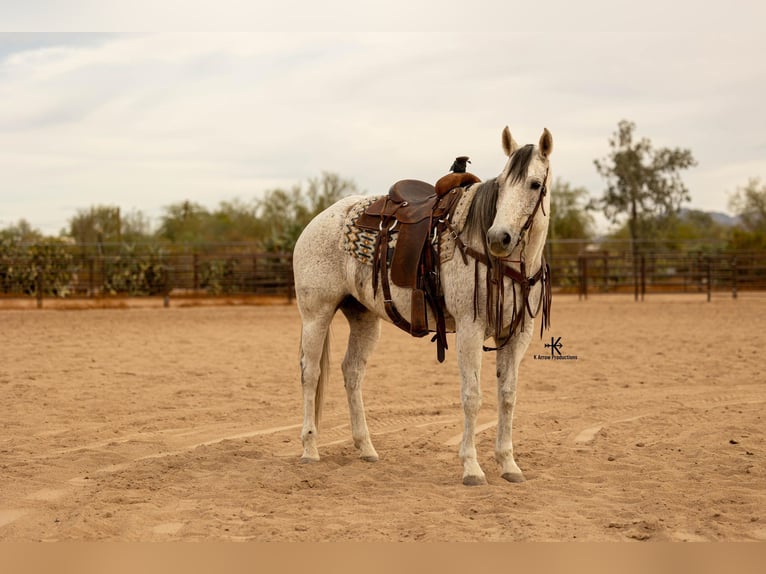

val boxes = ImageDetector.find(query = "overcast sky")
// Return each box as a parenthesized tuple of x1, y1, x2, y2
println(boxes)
(2, 2, 765, 235)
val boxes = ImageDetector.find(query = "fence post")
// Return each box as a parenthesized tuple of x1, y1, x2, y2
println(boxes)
(193, 252, 199, 291)
(252, 254, 258, 294)
(706, 256, 712, 302)
(89, 257, 95, 297)
(577, 256, 582, 300)
(36, 266, 44, 309)
(731, 256, 737, 299)
(640, 254, 646, 301)
(578, 256, 588, 300)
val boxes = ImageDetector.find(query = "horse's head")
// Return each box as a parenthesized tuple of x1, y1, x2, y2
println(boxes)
(486, 127, 553, 261)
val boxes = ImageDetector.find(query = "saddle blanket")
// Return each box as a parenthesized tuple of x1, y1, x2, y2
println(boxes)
(340, 186, 478, 266)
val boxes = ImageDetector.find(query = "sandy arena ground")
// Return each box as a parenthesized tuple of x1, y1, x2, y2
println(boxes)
(0, 294, 764, 541)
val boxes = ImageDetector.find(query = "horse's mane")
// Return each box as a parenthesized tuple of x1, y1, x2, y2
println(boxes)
(464, 144, 535, 241)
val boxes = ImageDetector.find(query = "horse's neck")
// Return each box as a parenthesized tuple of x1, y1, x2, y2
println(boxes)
(453, 184, 488, 254)
(456, 184, 548, 279)
(523, 234, 548, 274)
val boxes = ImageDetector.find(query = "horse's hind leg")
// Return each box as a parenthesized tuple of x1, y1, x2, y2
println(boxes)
(299, 307, 335, 463)
(340, 297, 381, 462)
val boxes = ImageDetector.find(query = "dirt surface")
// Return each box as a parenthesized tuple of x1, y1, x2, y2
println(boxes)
(1, 294, 764, 541)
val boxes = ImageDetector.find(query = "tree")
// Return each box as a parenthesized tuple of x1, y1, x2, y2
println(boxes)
(593, 120, 696, 298)
(155, 172, 360, 249)
(727, 178, 766, 250)
(67, 206, 153, 249)
(68, 205, 123, 252)
(0, 219, 43, 243)
(548, 178, 594, 241)
(729, 178, 766, 233)
(257, 171, 359, 252)
(156, 201, 211, 244)
(120, 209, 154, 243)
(210, 199, 265, 243)
(605, 209, 728, 252)
(546, 178, 595, 266)
(304, 172, 358, 216)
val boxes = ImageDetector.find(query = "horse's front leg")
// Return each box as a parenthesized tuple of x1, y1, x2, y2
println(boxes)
(456, 322, 487, 486)
(495, 326, 533, 483)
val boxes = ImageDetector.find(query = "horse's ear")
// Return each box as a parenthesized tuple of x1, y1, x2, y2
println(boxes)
(539, 128, 553, 158)
(502, 126, 519, 157)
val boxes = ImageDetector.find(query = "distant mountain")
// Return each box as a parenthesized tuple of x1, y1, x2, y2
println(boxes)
(680, 208, 741, 227)
(709, 212, 741, 227)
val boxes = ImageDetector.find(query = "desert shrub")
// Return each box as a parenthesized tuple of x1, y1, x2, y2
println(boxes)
(0, 238, 75, 296)
(101, 246, 169, 295)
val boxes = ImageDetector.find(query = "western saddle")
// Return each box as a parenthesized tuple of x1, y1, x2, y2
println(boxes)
(355, 168, 480, 362)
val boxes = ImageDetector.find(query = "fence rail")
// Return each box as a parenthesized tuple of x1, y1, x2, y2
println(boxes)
(0, 246, 295, 307)
(553, 251, 766, 300)
(2, 241, 766, 307)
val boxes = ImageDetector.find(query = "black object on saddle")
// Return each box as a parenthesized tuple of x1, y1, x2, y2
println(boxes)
(450, 156, 471, 173)
(355, 165, 480, 362)
(435, 157, 481, 197)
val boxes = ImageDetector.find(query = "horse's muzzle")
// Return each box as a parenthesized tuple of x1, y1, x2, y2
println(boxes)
(487, 227, 514, 258)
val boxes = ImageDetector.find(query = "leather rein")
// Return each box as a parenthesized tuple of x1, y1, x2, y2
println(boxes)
(447, 167, 552, 352)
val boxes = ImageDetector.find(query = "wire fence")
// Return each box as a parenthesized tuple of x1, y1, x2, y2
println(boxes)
(0, 243, 294, 308)
(554, 250, 766, 300)
(2, 240, 765, 307)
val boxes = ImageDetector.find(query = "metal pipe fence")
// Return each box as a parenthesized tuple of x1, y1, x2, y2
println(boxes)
(2, 241, 766, 307)
(0, 243, 294, 307)
(550, 250, 766, 300)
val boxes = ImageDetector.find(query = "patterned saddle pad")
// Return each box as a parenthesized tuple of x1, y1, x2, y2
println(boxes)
(340, 186, 477, 266)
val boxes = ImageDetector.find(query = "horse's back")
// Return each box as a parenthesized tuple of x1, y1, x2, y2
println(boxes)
(293, 195, 365, 309)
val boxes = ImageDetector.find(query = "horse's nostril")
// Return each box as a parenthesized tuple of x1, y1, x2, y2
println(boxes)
(501, 233, 511, 246)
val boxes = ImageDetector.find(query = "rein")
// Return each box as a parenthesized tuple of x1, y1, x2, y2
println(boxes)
(448, 168, 552, 352)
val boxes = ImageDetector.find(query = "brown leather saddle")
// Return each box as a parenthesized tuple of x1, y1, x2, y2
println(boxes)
(355, 172, 480, 361)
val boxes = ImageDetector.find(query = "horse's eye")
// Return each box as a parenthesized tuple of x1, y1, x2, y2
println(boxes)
(530, 181, 542, 191)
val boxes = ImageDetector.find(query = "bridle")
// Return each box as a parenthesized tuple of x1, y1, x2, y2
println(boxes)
(510, 166, 549, 255)
(448, 164, 552, 352)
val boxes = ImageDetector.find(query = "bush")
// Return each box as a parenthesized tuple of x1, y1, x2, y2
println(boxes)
(101, 246, 170, 295)
(199, 258, 244, 294)
(0, 238, 75, 296)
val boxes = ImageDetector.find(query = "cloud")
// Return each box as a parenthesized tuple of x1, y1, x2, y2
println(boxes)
(0, 16, 765, 234)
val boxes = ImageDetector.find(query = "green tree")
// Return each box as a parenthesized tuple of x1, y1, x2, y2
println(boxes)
(210, 199, 265, 243)
(257, 171, 359, 252)
(156, 201, 211, 244)
(304, 172, 358, 216)
(605, 209, 728, 252)
(154, 172, 359, 250)
(67, 206, 153, 245)
(729, 177, 766, 232)
(593, 120, 696, 298)
(548, 178, 594, 246)
(0, 219, 44, 243)
(68, 205, 123, 248)
(120, 209, 154, 243)
(727, 178, 766, 250)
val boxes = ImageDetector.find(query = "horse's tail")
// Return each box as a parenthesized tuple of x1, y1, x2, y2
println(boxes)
(315, 329, 331, 426)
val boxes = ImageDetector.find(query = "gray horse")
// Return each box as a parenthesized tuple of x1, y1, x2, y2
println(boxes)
(293, 127, 553, 485)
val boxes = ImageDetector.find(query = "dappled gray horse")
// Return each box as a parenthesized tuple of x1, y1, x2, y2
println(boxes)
(293, 127, 553, 485)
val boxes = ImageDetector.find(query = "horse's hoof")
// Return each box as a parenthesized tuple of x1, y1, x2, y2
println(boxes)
(501, 472, 525, 483)
(462, 474, 487, 486)
(300, 456, 320, 464)
(360, 454, 379, 462)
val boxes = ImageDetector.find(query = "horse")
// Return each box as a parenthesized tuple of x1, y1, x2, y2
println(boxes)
(292, 126, 553, 485)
